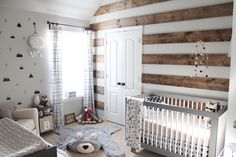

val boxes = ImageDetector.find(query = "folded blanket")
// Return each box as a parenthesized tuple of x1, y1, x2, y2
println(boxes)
(0, 118, 48, 157)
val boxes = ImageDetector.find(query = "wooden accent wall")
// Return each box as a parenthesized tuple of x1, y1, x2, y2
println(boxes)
(92, 1, 233, 111)
(94, 0, 168, 16)
(91, 3, 233, 31)
(142, 74, 229, 91)
(143, 29, 232, 44)
(142, 54, 230, 66)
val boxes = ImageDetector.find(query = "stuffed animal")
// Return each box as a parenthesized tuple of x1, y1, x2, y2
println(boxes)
(57, 127, 125, 157)
(68, 132, 101, 153)
(39, 95, 52, 107)
(202, 101, 219, 128)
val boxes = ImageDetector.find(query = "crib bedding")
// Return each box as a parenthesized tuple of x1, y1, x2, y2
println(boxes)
(0, 118, 48, 157)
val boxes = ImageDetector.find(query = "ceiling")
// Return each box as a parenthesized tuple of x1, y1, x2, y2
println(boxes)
(0, 0, 120, 21)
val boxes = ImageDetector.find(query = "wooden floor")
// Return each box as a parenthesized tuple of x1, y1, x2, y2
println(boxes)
(42, 121, 163, 157)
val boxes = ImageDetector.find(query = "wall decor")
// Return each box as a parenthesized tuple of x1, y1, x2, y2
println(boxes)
(10, 35, 15, 39)
(191, 40, 208, 78)
(17, 102, 22, 105)
(17, 23, 22, 27)
(29, 74, 33, 78)
(3, 78, 10, 82)
(4, 18, 7, 23)
(16, 53, 23, 58)
(27, 22, 44, 57)
(6, 96, 11, 100)
(19, 66, 24, 70)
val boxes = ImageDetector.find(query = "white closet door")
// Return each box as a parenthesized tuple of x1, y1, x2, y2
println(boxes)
(106, 27, 142, 125)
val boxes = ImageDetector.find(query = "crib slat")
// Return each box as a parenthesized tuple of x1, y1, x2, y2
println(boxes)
(165, 109, 169, 150)
(197, 112, 201, 157)
(179, 112, 184, 155)
(151, 107, 155, 146)
(190, 115, 196, 157)
(185, 100, 190, 156)
(160, 108, 164, 149)
(147, 107, 150, 145)
(155, 106, 159, 147)
(169, 98, 174, 151)
(174, 111, 178, 153)
(203, 117, 208, 157)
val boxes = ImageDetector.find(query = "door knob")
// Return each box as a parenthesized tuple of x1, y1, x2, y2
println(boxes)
(117, 82, 121, 85)
(121, 83, 125, 86)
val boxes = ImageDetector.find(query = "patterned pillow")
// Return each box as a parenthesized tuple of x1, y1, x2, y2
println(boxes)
(0, 102, 16, 119)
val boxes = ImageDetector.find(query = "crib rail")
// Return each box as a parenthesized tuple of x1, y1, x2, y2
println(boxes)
(141, 94, 227, 157)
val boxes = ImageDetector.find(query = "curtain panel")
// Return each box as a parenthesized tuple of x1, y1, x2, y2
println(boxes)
(83, 30, 95, 112)
(49, 25, 64, 129)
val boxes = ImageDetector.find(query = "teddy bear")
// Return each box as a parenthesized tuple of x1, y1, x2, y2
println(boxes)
(68, 131, 102, 153)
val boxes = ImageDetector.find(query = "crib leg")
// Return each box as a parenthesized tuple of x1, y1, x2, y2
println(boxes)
(131, 147, 137, 153)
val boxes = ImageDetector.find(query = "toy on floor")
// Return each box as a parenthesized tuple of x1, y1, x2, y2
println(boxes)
(76, 107, 102, 124)
(68, 132, 101, 153)
(56, 127, 125, 157)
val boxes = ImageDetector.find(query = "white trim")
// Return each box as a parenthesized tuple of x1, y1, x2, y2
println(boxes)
(144, 16, 232, 34)
(63, 96, 83, 103)
(142, 83, 228, 100)
(143, 42, 231, 54)
(143, 64, 230, 79)
(90, 0, 232, 24)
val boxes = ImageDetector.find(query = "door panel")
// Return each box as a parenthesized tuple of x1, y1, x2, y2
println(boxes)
(106, 27, 142, 125)
(125, 38, 135, 89)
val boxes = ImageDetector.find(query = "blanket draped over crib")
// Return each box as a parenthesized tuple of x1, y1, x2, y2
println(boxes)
(0, 118, 48, 157)
(125, 96, 144, 149)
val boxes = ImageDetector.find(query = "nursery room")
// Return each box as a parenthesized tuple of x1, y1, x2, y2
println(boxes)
(0, 0, 236, 157)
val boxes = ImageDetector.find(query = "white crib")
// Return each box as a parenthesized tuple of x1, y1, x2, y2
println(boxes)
(125, 92, 228, 157)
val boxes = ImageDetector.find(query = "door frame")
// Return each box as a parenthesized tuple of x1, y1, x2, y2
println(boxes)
(104, 26, 143, 122)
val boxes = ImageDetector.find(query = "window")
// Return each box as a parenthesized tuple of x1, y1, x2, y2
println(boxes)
(61, 30, 88, 99)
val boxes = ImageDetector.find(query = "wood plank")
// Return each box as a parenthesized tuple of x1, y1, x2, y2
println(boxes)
(93, 54, 104, 63)
(91, 3, 233, 31)
(94, 85, 104, 94)
(93, 38, 104, 47)
(142, 74, 229, 91)
(142, 29, 232, 44)
(142, 54, 230, 66)
(95, 100, 104, 110)
(94, 70, 104, 79)
(94, 0, 167, 16)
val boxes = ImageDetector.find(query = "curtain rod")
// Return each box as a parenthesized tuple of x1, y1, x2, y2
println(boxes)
(47, 21, 91, 30)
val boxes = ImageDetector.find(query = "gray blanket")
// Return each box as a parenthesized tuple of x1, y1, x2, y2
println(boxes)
(55, 126, 125, 157)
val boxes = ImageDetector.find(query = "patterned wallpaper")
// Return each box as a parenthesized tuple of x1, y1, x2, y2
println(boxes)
(0, 13, 48, 108)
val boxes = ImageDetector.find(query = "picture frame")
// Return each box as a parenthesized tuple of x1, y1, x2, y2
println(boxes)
(64, 113, 75, 124)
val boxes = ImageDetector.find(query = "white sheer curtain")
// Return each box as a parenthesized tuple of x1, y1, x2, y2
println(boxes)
(83, 30, 95, 112)
(49, 24, 64, 129)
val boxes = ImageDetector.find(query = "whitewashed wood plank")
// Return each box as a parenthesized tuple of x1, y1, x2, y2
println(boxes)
(93, 47, 105, 55)
(142, 83, 228, 100)
(94, 63, 104, 70)
(144, 16, 232, 34)
(143, 42, 231, 54)
(143, 64, 230, 79)
(94, 78, 105, 86)
(95, 94, 105, 102)
(90, 0, 232, 24)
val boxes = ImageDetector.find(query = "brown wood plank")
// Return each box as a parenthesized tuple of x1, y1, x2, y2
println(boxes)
(94, 85, 104, 94)
(95, 100, 104, 110)
(93, 54, 104, 63)
(94, 70, 104, 79)
(94, 0, 167, 16)
(91, 3, 233, 31)
(142, 74, 229, 91)
(94, 38, 104, 47)
(142, 54, 230, 66)
(142, 29, 232, 44)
